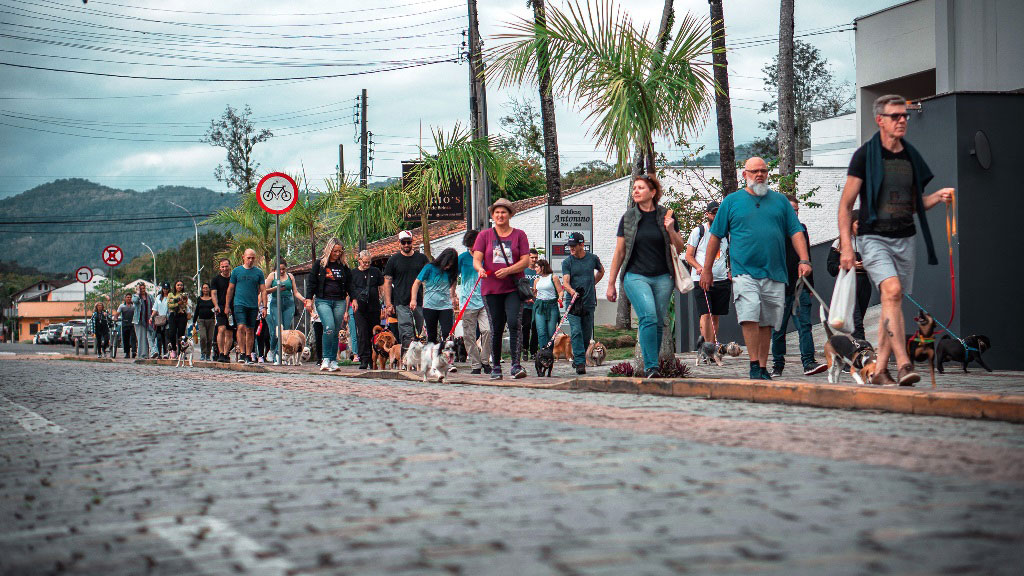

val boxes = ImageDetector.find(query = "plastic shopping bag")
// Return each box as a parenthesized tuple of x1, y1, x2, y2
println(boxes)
(828, 268, 856, 334)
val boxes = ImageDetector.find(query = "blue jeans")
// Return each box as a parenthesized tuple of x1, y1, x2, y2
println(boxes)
(622, 272, 674, 372)
(771, 290, 816, 369)
(267, 298, 294, 360)
(348, 309, 358, 356)
(315, 298, 346, 362)
(567, 307, 594, 367)
(533, 299, 560, 350)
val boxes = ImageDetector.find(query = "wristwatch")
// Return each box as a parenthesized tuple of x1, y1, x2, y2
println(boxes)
(799, 260, 812, 266)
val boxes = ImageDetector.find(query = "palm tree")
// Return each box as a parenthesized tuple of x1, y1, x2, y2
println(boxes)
(324, 179, 410, 260)
(529, 0, 562, 206)
(777, 0, 796, 186)
(203, 192, 277, 269)
(404, 124, 516, 260)
(284, 168, 336, 265)
(709, 0, 738, 196)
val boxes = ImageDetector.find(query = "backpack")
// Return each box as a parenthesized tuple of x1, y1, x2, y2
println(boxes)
(682, 224, 705, 272)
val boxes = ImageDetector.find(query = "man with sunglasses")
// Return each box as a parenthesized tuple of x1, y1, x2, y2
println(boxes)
(383, 230, 428, 355)
(838, 94, 954, 386)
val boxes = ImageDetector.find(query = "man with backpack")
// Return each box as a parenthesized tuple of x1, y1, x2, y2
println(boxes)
(685, 201, 730, 347)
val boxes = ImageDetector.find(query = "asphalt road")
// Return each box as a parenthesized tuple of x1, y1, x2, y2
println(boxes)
(2, 358, 1022, 575)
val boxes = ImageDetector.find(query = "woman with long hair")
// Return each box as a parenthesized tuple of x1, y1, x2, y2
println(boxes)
(166, 280, 189, 357)
(265, 259, 306, 364)
(531, 258, 564, 351)
(151, 283, 171, 358)
(606, 174, 686, 378)
(304, 238, 351, 371)
(410, 247, 459, 344)
(195, 283, 217, 361)
(91, 301, 112, 357)
(472, 198, 532, 380)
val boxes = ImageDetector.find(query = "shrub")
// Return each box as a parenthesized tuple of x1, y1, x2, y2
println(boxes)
(607, 357, 691, 379)
(607, 361, 637, 377)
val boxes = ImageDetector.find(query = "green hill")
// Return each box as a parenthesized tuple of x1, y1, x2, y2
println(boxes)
(0, 179, 239, 273)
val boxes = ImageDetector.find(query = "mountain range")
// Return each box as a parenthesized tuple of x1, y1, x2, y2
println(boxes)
(0, 179, 239, 273)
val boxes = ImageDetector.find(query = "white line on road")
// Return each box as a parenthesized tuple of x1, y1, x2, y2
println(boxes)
(149, 516, 293, 575)
(0, 395, 64, 434)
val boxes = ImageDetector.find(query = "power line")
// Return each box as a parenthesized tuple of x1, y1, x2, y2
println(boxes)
(0, 214, 216, 225)
(82, 0, 445, 17)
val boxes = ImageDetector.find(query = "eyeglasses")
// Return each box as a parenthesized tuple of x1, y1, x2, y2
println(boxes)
(399, 239, 412, 245)
(879, 113, 910, 121)
(745, 169, 768, 175)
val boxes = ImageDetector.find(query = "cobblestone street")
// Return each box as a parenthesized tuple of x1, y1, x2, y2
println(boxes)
(2, 357, 1023, 575)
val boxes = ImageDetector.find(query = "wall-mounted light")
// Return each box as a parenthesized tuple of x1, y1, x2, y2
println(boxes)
(970, 130, 992, 170)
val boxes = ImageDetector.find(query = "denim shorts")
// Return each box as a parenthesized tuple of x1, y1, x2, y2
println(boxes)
(233, 305, 259, 328)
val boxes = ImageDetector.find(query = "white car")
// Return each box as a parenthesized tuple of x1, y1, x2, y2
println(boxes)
(62, 320, 87, 343)
(37, 324, 63, 344)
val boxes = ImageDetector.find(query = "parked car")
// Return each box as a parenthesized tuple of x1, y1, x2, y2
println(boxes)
(37, 323, 63, 344)
(62, 320, 87, 343)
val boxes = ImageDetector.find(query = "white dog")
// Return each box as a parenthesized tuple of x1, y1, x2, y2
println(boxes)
(176, 334, 195, 368)
(419, 340, 456, 383)
(403, 340, 425, 372)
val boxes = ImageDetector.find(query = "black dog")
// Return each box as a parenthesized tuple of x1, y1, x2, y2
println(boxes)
(934, 334, 992, 373)
(453, 336, 468, 363)
(535, 344, 555, 377)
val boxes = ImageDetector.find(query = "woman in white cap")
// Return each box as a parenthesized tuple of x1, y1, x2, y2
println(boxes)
(472, 198, 532, 379)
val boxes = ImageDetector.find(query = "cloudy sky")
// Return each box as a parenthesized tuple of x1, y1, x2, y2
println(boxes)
(0, 0, 901, 199)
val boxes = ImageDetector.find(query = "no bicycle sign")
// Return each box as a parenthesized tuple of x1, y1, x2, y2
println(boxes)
(256, 172, 298, 215)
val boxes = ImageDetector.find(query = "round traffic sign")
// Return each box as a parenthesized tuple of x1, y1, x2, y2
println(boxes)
(102, 244, 123, 267)
(256, 172, 299, 214)
(75, 266, 93, 284)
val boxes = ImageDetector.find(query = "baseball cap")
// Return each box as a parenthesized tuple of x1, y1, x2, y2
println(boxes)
(705, 201, 720, 213)
(565, 232, 585, 247)
(398, 231, 413, 242)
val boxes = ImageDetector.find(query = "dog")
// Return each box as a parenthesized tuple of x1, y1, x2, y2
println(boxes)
(824, 334, 878, 385)
(552, 333, 573, 362)
(906, 309, 937, 386)
(935, 334, 992, 374)
(535, 344, 555, 377)
(694, 335, 725, 367)
(419, 340, 456, 383)
(372, 330, 396, 370)
(337, 328, 351, 362)
(387, 343, 403, 370)
(175, 334, 195, 368)
(585, 340, 607, 367)
(724, 342, 743, 357)
(453, 336, 468, 363)
(403, 340, 425, 371)
(279, 329, 307, 366)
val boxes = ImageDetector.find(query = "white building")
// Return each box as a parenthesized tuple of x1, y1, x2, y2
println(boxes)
(808, 113, 857, 167)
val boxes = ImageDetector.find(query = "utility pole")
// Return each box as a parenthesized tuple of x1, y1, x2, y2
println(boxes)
(338, 144, 344, 183)
(358, 88, 368, 250)
(466, 0, 490, 230)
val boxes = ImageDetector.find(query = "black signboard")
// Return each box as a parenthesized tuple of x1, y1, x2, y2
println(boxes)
(402, 160, 466, 222)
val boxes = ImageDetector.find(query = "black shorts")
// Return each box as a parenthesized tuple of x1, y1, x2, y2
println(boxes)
(215, 313, 233, 328)
(696, 280, 731, 316)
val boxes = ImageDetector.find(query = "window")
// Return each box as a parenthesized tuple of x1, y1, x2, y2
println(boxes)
(30, 323, 39, 334)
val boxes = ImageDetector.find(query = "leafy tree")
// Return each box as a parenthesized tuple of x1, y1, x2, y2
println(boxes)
(495, 157, 545, 201)
(202, 105, 273, 194)
(752, 40, 854, 164)
(497, 97, 543, 161)
(561, 160, 617, 189)
(203, 193, 278, 269)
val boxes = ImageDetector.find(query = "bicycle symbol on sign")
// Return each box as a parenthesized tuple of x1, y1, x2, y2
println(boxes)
(262, 182, 293, 204)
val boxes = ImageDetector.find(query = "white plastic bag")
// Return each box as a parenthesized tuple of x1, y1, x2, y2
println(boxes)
(828, 268, 856, 334)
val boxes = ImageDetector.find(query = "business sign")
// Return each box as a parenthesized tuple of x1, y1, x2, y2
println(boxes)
(402, 160, 465, 222)
(256, 172, 299, 214)
(546, 205, 593, 271)
(101, 245, 123, 267)
(75, 266, 93, 284)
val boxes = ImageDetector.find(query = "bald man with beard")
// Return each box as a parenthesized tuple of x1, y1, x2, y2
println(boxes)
(225, 249, 267, 365)
(700, 157, 812, 380)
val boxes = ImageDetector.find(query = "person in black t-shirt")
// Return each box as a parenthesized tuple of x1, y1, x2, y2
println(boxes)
(382, 230, 428, 354)
(837, 94, 954, 386)
(210, 258, 233, 362)
(350, 250, 385, 370)
(305, 238, 351, 372)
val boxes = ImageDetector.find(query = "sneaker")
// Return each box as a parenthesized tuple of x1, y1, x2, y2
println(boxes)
(329, 361, 339, 372)
(320, 359, 330, 371)
(871, 368, 897, 385)
(470, 368, 482, 375)
(257, 356, 265, 364)
(359, 363, 369, 370)
(749, 363, 762, 380)
(490, 369, 503, 380)
(575, 364, 586, 375)
(645, 367, 661, 379)
(803, 363, 828, 376)
(448, 366, 458, 373)
(273, 360, 280, 366)
(770, 365, 784, 378)
(760, 367, 773, 380)
(482, 364, 492, 375)
(897, 364, 920, 387)
(511, 366, 527, 379)
(244, 358, 255, 366)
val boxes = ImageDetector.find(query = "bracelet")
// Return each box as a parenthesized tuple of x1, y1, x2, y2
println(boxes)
(799, 260, 812, 266)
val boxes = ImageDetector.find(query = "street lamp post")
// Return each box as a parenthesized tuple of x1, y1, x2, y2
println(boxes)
(167, 201, 201, 298)
(141, 242, 157, 290)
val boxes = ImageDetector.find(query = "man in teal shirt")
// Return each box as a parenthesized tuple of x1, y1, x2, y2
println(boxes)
(701, 157, 812, 380)
(457, 230, 491, 374)
(225, 248, 267, 365)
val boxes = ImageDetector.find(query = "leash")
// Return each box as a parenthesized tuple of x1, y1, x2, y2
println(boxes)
(446, 275, 483, 342)
(701, 289, 720, 346)
(797, 275, 831, 317)
(903, 292, 976, 353)
(945, 192, 958, 328)
(541, 292, 578, 350)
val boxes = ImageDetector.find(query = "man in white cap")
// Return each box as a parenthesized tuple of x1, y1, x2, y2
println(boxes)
(383, 230, 428, 354)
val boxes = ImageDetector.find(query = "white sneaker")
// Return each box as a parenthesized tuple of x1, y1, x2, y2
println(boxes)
(273, 360, 280, 366)
(320, 359, 330, 371)
(329, 360, 339, 372)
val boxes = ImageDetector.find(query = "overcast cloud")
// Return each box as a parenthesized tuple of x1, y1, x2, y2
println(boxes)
(0, 0, 899, 199)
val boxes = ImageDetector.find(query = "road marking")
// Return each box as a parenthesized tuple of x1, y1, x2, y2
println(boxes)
(0, 351, 15, 355)
(37, 352, 62, 356)
(149, 516, 293, 575)
(0, 395, 64, 434)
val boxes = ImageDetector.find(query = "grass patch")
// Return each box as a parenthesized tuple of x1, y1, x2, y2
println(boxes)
(605, 347, 636, 361)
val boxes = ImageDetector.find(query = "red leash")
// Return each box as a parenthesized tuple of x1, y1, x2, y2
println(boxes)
(447, 275, 483, 341)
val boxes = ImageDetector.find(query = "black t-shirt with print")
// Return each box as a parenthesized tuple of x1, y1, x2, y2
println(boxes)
(322, 262, 349, 300)
(848, 144, 916, 238)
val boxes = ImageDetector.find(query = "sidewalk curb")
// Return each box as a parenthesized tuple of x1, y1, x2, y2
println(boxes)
(53, 355, 1024, 423)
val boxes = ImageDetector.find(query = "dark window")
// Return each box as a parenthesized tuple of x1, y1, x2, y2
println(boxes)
(30, 323, 39, 334)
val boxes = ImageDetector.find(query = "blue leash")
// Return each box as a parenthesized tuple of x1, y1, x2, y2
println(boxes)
(902, 292, 976, 353)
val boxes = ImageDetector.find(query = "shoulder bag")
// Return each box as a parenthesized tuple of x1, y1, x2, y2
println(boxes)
(494, 228, 534, 301)
(669, 243, 695, 295)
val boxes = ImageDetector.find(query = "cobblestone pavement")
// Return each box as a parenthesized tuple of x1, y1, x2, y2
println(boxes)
(2, 358, 1023, 575)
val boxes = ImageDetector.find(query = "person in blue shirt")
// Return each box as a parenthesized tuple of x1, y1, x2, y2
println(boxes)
(457, 230, 492, 374)
(561, 232, 604, 375)
(225, 249, 267, 366)
(520, 248, 540, 360)
(701, 157, 812, 381)
(411, 247, 459, 344)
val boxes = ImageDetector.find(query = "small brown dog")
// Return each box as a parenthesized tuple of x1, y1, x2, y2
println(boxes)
(279, 329, 307, 366)
(907, 309, 937, 387)
(387, 343, 403, 370)
(372, 329, 396, 370)
(585, 340, 607, 366)
(552, 333, 573, 362)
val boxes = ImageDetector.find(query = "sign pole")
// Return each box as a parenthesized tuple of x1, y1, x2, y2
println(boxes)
(254, 172, 298, 366)
(275, 213, 282, 365)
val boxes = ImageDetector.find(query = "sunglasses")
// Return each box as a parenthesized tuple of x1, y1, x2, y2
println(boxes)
(879, 113, 910, 121)
(745, 169, 768, 175)
(400, 239, 412, 245)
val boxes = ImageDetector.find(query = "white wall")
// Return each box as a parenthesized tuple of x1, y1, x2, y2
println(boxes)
(809, 114, 857, 167)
